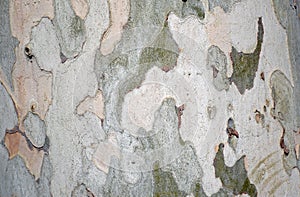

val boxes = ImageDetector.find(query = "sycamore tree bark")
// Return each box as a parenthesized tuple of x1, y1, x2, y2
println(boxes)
(0, 0, 300, 196)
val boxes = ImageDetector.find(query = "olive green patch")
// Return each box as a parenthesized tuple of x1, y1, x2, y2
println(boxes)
(192, 182, 207, 197)
(230, 17, 264, 94)
(213, 143, 257, 197)
(153, 162, 187, 197)
(139, 47, 178, 67)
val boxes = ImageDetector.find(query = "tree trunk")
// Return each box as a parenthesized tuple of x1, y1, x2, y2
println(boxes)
(1, 0, 300, 196)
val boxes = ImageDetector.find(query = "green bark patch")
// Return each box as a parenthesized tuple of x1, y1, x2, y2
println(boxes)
(192, 182, 207, 197)
(153, 162, 187, 197)
(139, 47, 178, 65)
(230, 17, 264, 95)
(213, 143, 257, 197)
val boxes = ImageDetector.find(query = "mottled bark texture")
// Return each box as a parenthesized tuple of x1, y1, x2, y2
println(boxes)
(1, 0, 300, 196)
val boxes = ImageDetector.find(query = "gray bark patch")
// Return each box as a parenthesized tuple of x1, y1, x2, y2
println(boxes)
(270, 70, 297, 172)
(287, 10, 300, 169)
(102, 98, 206, 196)
(0, 155, 38, 197)
(0, 0, 19, 90)
(30, 18, 60, 71)
(207, 45, 230, 91)
(24, 112, 46, 147)
(270, 70, 293, 122)
(272, 0, 290, 29)
(182, 0, 205, 19)
(53, 0, 86, 58)
(209, 0, 241, 13)
(36, 155, 53, 197)
(103, 157, 153, 197)
(0, 83, 18, 141)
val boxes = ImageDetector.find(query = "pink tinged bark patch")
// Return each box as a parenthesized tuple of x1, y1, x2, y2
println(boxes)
(9, 0, 54, 43)
(13, 59, 52, 130)
(70, 0, 89, 19)
(9, 0, 54, 126)
(100, 0, 130, 55)
(76, 90, 105, 120)
(4, 129, 44, 180)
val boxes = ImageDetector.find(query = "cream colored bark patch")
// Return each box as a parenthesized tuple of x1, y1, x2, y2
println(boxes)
(77, 90, 105, 120)
(93, 133, 120, 173)
(122, 83, 176, 132)
(295, 144, 300, 160)
(70, 0, 89, 19)
(100, 0, 129, 55)
(205, 7, 231, 54)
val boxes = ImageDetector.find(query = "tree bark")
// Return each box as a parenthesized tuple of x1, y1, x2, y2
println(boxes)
(1, 0, 300, 196)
